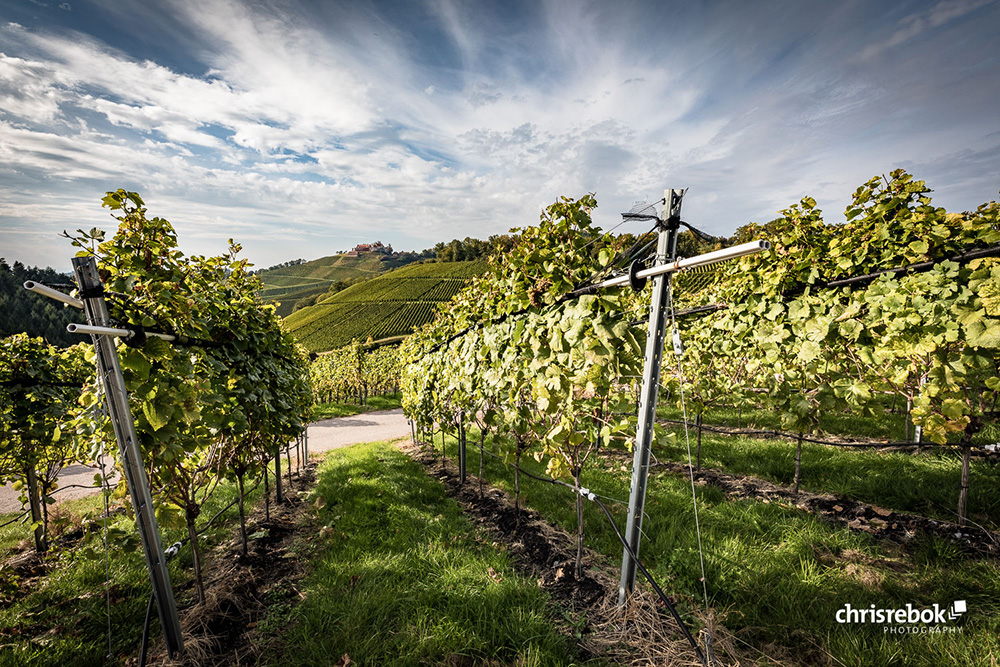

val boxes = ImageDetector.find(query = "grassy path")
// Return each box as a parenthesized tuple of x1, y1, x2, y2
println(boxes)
(262, 441, 598, 666)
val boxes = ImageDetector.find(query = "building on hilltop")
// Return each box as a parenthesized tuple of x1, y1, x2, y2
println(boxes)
(345, 241, 393, 257)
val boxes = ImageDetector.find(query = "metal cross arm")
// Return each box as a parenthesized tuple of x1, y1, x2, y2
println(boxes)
(23, 280, 84, 309)
(618, 187, 771, 612)
(597, 240, 771, 291)
(66, 322, 176, 343)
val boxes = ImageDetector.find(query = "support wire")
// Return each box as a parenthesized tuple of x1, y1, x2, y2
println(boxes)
(427, 434, 707, 664)
(667, 273, 717, 667)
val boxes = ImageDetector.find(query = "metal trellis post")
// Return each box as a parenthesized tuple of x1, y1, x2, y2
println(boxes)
(274, 450, 283, 503)
(458, 416, 467, 483)
(618, 188, 684, 607)
(71, 256, 184, 658)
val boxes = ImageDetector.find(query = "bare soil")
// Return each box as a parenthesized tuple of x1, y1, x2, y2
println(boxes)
(145, 465, 317, 667)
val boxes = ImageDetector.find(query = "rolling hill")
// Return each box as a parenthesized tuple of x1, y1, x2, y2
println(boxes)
(257, 252, 427, 317)
(282, 260, 487, 352)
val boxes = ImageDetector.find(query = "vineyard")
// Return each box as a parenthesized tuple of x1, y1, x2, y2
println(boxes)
(1, 173, 999, 666)
(283, 259, 488, 351)
(310, 341, 400, 405)
(1, 191, 314, 663)
(400, 174, 1000, 666)
(257, 253, 400, 316)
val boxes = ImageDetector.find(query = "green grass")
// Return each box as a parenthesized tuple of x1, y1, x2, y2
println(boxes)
(283, 260, 487, 352)
(427, 426, 1000, 667)
(0, 510, 31, 555)
(310, 392, 402, 421)
(656, 429, 1000, 529)
(0, 475, 269, 666)
(261, 441, 598, 666)
(657, 401, 911, 441)
(653, 403, 1000, 528)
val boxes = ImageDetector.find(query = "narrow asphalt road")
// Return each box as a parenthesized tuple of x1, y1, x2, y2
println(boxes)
(0, 408, 411, 514)
(306, 408, 410, 453)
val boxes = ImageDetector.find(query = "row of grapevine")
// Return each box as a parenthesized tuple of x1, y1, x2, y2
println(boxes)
(310, 341, 400, 405)
(368, 302, 439, 340)
(421, 280, 467, 301)
(400, 172, 1000, 574)
(401, 195, 646, 577)
(3, 190, 313, 606)
(667, 171, 999, 520)
(326, 277, 440, 302)
(0, 336, 90, 552)
(292, 301, 443, 351)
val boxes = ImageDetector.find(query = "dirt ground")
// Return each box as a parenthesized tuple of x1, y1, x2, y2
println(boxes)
(144, 466, 317, 667)
(146, 439, 736, 666)
(1, 436, 761, 666)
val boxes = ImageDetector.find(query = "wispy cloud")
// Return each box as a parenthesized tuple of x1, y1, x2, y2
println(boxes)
(856, 0, 995, 61)
(0, 0, 997, 270)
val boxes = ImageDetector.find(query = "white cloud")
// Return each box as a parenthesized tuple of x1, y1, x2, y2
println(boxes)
(0, 0, 997, 269)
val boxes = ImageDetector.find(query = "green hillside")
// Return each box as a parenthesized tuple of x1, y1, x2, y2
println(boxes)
(258, 253, 424, 317)
(283, 260, 487, 352)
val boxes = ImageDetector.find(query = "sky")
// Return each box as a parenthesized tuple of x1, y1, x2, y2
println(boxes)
(0, 0, 998, 271)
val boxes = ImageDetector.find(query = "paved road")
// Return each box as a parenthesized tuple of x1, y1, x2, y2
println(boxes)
(306, 408, 411, 453)
(0, 460, 121, 515)
(0, 409, 411, 514)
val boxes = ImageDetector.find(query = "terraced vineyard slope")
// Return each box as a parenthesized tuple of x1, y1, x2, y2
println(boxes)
(283, 260, 488, 352)
(258, 253, 423, 316)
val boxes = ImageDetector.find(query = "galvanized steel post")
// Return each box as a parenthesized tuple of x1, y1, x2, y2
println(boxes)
(618, 189, 684, 607)
(71, 256, 184, 658)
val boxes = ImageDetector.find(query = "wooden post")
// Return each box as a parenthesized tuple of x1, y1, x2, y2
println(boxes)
(274, 451, 283, 504)
(25, 466, 46, 553)
(696, 413, 703, 472)
(479, 428, 486, 497)
(263, 464, 270, 520)
(574, 467, 585, 579)
(905, 396, 912, 441)
(458, 417, 467, 483)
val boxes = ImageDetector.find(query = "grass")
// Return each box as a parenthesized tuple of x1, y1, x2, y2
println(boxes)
(310, 392, 402, 421)
(426, 425, 1000, 667)
(657, 401, 912, 442)
(0, 510, 31, 556)
(0, 473, 268, 666)
(260, 441, 598, 666)
(654, 403, 1000, 529)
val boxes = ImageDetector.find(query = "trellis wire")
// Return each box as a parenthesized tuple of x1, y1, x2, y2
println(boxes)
(418, 426, 709, 664)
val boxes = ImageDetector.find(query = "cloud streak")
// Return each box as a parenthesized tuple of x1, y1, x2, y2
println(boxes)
(0, 0, 997, 270)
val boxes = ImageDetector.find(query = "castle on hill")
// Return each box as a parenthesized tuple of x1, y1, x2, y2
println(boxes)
(344, 241, 393, 257)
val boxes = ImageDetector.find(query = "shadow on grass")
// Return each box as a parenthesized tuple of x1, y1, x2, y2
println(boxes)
(269, 441, 595, 667)
(0, 475, 268, 666)
(653, 430, 1000, 529)
(433, 428, 1000, 667)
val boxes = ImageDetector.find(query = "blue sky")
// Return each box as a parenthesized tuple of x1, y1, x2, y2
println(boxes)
(1, 0, 998, 270)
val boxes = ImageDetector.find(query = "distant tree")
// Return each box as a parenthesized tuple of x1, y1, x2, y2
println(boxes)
(433, 237, 500, 263)
(0, 259, 79, 347)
